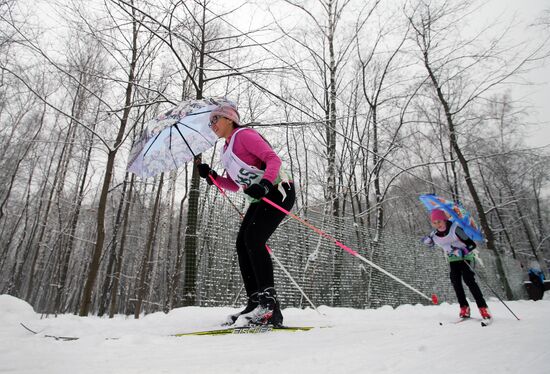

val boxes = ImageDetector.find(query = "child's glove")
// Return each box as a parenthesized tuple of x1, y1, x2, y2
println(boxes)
(450, 246, 463, 257)
(421, 236, 434, 247)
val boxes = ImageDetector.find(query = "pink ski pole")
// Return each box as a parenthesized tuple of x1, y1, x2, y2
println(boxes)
(261, 196, 439, 305)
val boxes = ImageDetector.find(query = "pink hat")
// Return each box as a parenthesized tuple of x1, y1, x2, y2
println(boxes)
(210, 104, 241, 126)
(430, 209, 448, 222)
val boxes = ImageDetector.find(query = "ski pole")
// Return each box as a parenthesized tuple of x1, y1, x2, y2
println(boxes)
(261, 196, 439, 305)
(264, 245, 321, 314)
(207, 174, 321, 313)
(232, 284, 245, 307)
(465, 261, 520, 320)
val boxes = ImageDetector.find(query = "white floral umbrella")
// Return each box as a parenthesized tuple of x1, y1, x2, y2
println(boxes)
(127, 97, 235, 178)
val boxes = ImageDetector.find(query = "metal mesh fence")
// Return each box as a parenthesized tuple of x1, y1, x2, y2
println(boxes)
(193, 186, 527, 310)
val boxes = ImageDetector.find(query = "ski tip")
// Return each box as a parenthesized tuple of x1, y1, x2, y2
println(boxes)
(431, 294, 439, 305)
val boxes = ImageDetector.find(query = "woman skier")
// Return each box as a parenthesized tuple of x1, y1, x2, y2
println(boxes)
(197, 104, 294, 327)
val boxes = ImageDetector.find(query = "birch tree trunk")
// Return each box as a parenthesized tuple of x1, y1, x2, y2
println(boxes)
(134, 173, 164, 318)
(109, 174, 135, 318)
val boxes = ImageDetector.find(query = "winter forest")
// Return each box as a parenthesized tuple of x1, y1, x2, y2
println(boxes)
(1, 0, 549, 319)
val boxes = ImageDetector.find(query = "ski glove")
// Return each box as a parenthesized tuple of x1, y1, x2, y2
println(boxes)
(244, 179, 273, 199)
(450, 246, 464, 257)
(197, 163, 217, 185)
(421, 235, 434, 247)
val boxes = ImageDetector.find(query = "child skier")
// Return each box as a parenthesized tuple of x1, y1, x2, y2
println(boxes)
(422, 209, 492, 321)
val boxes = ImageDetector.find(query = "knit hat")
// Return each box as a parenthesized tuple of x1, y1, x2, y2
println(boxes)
(430, 209, 448, 222)
(210, 104, 241, 126)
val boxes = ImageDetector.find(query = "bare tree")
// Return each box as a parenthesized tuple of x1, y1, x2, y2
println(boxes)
(273, 0, 381, 217)
(79, 4, 141, 316)
(356, 6, 412, 238)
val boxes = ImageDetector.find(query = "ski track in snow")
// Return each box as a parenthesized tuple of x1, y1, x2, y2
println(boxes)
(1, 294, 549, 374)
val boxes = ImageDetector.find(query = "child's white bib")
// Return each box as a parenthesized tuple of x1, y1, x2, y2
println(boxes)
(432, 222, 467, 255)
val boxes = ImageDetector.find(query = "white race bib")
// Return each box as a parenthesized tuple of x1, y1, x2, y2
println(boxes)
(432, 222, 467, 255)
(221, 128, 265, 188)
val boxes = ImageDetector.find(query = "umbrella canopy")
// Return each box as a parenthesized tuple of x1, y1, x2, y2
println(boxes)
(127, 98, 235, 178)
(419, 194, 484, 241)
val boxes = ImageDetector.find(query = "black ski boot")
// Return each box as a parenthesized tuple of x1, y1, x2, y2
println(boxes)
(235, 287, 283, 327)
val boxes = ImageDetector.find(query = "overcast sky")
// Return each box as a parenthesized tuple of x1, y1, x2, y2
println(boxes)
(486, 0, 550, 147)
(32, 0, 550, 147)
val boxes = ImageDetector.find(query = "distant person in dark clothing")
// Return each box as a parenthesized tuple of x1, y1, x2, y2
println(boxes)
(528, 267, 545, 301)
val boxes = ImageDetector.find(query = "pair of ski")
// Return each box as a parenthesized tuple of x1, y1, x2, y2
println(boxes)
(446, 316, 493, 327)
(175, 325, 314, 336)
(20, 322, 314, 340)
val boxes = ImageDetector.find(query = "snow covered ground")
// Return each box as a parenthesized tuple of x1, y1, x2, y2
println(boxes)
(1, 294, 549, 374)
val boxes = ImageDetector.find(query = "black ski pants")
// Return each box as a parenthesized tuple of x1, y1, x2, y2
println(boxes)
(449, 260, 488, 308)
(236, 182, 295, 297)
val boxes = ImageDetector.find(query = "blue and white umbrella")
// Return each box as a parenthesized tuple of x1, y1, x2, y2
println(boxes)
(127, 97, 235, 178)
(419, 194, 484, 241)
